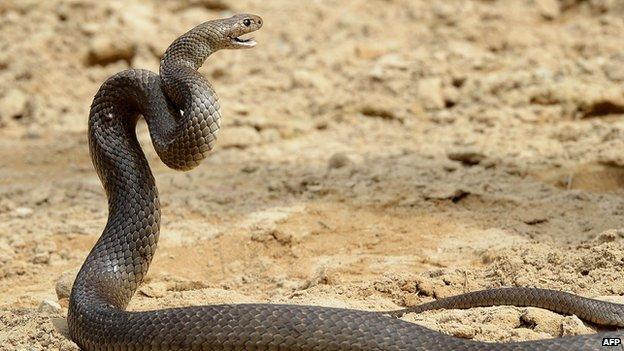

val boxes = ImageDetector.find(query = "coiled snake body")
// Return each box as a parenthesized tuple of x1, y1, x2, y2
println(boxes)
(68, 14, 623, 351)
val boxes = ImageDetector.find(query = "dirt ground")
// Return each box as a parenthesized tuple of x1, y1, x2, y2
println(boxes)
(1, 0, 624, 349)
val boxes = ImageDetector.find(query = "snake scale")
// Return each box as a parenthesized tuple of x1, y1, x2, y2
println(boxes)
(67, 14, 623, 351)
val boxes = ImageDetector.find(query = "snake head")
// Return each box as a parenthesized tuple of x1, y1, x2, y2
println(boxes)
(221, 14, 263, 49)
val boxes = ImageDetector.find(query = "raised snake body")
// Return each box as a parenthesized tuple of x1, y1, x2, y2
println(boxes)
(68, 14, 623, 351)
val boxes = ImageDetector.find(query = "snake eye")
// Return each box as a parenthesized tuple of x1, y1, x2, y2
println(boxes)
(243, 19, 251, 27)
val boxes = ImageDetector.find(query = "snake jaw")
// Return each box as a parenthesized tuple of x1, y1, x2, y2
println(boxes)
(230, 35, 257, 48)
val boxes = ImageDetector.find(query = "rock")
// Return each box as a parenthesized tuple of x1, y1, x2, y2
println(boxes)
(291, 69, 331, 90)
(38, 299, 62, 314)
(417, 78, 445, 110)
(355, 43, 386, 60)
(517, 207, 549, 225)
(12, 206, 33, 218)
(359, 102, 401, 120)
(218, 126, 262, 148)
(250, 227, 294, 245)
(593, 229, 624, 243)
(32, 253, 49, 265)
(447, 149, 487, 165)
(55, 270, 77, 300)
(561, 315, 593, 336)
(250, 227, 276, 242)
(86, 34, 135, 66)
(603, 62, 624, 82)
(377, 54, 409, 70)
(79, 23, 100, 36)
(369, 64, 385, 81)
(425, 186, 470, 202)
(416, 280, 435, 297)
(447, 322, 478, 339)
(369, 54, 409, 80)
(328, 152, 352, 169)
(505, 27, 539, 48)
(259, 128, 281, 143)
(536, 0, 560, 19)
(31, 241, 56, 265)
(0, 241, 14, 265)
(139, 282, 167, 298)
(520, 308, 560, 336)
(0, 88, 30, 120)
(301, 265, 332, 289)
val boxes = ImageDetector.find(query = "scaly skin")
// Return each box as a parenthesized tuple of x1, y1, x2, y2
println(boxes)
(68, 14, 623, 350)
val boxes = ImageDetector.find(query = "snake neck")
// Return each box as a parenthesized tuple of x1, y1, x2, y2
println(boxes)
(160, 27, 216, 72)
(72, 71, 164, 314)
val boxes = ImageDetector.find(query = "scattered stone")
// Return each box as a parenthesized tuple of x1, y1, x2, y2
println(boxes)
(425, 186, 470, 202)
(250, 225, 275, 242)
(0, 241, 14, 265)
(32, 251, 51, 265)
(536, 0, 560, 19)
(21, 126, 41, 139)
(550, 124, 582, 142)
(168, 278, 208, 292)
(291, 69, 331, 90)
(219, 126, 262, 148)
(603, 61, 624, 82)
(355, 43, 386, 60)
(561, 315, 593, 336)
(359, 103, 399, 121)
(250, 227, 293, 245)
(520, 308, 560, 335)
(139, 282, 167, 298)
(241, 165, 258, 173)
(328, 152, 352, 169)
(38, 299, 62, 314)
(55, 270, 77, 300)
(517, 208, 549, 225)
(593, 229, 624, 243)
(0, 88, 30, 120)
(376, 54, 409, 70)
(369, 54, 409, 80)
(447, 322, 478, 339)
(12, 206, 33, 218)
(79, 23, 100, 36)
(417, 78, 445, 110)
(369, 64, 385, 81)
(301, 265, 332, 289)
(447, 149, 487, 165)
(272, 229, 294, 245)
(86, 34, 136, 66)
(260, 128, 281, 143)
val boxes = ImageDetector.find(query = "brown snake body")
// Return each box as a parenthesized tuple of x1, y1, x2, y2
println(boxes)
(68, 14, 623, 350)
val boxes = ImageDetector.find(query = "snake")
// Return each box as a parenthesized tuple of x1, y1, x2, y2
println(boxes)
(67, 13, 624, 351)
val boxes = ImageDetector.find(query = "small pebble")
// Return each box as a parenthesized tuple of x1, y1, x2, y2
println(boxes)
(55, 270, 77, 300)
(447, 149, 487, 166)
(13, 207, 33, 218)
(38, 299, 62, 314)
(0, 88, 30, 120)
(328, 152, 352, 169)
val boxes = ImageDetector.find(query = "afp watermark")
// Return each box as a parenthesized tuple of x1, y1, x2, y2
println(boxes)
(603, 338, 622, 347)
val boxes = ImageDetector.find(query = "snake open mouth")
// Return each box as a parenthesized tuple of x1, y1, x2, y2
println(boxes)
(231, 35, 257, 47)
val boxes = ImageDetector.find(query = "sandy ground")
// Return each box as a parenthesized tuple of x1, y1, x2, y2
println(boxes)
(1, 0, 624, 349)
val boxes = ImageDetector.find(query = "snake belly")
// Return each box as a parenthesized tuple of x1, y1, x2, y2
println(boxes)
(67, 13, 623, 351)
